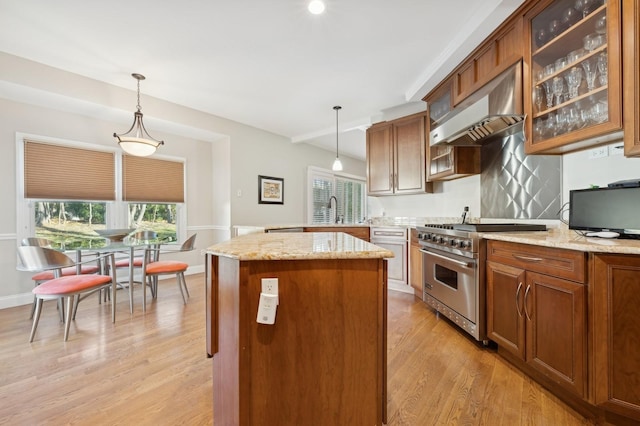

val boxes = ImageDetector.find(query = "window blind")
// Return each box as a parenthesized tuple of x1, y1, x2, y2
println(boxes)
(309, 170, 365, 224)
(123, 155, 185, 203)
(311, 174, 334, 223)
(24, 140, 116, 201)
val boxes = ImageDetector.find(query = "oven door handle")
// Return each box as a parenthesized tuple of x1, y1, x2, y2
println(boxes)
(420, 248, 473, 269)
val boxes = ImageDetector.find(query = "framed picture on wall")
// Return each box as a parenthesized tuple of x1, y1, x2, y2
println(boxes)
(258, 175, 284, 204)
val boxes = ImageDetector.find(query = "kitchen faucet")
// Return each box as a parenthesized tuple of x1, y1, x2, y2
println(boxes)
(328, 196, 339, 223)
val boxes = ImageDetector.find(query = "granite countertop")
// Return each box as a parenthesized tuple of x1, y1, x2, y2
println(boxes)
(480, 227, 640, 255)
(206, 232, 395, 261)
(265, 223, 371, 229)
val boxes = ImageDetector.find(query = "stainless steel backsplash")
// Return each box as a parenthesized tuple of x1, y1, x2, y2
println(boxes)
(480, 133, 562, 219)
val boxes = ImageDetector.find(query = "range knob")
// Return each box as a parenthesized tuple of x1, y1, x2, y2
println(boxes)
(437, 236, 445, 243)
(459, 240, 469, 249)
(449, 239, 457, 246)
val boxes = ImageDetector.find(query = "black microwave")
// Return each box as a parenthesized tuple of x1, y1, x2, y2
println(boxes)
(569, 186, 640, 238)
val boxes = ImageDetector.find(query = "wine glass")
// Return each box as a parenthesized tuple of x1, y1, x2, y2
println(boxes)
(595, 14, 606, 34)
(535, 85, 544, 112)
(582, 58, 598, 91)
(567, 67, 583, 98)
(596, 52, 608, 86)
(542, 80, 554, 108)
(552, 76, 564, 106)
(548, 20, 563, 39)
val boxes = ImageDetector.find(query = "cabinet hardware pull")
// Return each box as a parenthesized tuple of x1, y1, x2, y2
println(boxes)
(515, 282, 523, 317)
(513, 254, 544, 263)
(420, 249, 472, 268)
(524, 284, 532, 321)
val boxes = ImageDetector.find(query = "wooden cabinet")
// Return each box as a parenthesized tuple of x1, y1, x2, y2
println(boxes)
(408, 228, 423, 299)
(453, 16, 523, 105)
(427, 145, 480, 181)
(366, 112, 432, 195)
(486, 240, 587, 397)
(304, 226, 370, 242)
(622, 0, 640, 156)
(424, 81, 481, 181)
(207, 253, 387, 425)
(592, 254, 640, 421)
(524, 0, 622, 154)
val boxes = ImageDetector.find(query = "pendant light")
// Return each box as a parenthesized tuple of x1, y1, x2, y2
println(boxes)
(113, 73, 164, 157)
(332, 105, 343, 171)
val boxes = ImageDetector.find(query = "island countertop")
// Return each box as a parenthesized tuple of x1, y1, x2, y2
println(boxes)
(206, 231, 394, 261)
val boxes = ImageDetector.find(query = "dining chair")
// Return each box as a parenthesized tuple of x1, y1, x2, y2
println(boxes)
(141, 234, 197, 311)
(17, 246, 117, 342)
(21, 237, 101, 319)
(113, 230, 158, 313)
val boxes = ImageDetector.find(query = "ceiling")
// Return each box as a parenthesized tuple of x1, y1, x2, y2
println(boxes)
(0, 0, 525, 160)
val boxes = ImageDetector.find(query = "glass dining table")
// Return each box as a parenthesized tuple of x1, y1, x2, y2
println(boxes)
(73, 238, 159, 314)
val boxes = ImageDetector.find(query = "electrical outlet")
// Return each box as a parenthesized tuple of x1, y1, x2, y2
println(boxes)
(588, 146, 608, 159)
(608, 143, 624, 156)
(261, 278, 278, 304)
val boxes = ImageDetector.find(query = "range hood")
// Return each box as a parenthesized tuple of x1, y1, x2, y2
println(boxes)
(430, 64, 525, 146)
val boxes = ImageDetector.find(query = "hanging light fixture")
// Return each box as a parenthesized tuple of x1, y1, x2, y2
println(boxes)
(332, 105, 343, 171)
(113, 73, 164, 157)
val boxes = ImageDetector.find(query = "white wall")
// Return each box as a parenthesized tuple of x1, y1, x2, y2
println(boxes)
(370, 139, 640, 222)
(0, 52, 366, 307)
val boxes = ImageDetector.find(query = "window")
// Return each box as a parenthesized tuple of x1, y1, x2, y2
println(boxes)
(34, 201, 107, 249)
(307, 167, 366, 224)
(17, 135, 186, 247)
(128, 203, 178, 242)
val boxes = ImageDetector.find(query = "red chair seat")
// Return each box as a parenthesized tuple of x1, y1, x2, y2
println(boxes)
(33, 275, 112, 296)
(31, 265, 99, 281)
(114, 257, 143, 268)
(146, 260, 188, 274)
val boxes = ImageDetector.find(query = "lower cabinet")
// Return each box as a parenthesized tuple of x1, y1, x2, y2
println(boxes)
(486, 240, 587, 398)
(408, 228, 423, 300)
(593, 254, 640, 422)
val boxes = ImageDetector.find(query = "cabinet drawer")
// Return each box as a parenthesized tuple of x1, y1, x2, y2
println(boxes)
(487, 240, 586, 283)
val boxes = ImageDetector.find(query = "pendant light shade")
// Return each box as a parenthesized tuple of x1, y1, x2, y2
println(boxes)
(114, 73, 164, 157)
(332, 105, 343, 171)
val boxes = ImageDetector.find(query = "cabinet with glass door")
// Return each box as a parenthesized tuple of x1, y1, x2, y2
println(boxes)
(424, 80, 480, 181)
(525, 0, 622, 154)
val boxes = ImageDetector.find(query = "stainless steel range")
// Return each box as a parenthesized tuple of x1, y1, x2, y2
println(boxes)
(416, 222, 546, 342)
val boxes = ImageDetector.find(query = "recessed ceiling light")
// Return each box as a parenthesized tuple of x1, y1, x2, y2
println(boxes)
(308, 0, 326, 15)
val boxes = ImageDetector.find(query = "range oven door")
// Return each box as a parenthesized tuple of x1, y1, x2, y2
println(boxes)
(421, 247, 478, 323)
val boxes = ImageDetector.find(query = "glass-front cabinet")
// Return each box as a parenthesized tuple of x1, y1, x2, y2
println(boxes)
(524, 0, 622, 154)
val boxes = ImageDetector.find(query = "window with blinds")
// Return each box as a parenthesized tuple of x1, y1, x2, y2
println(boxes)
(24, 140, 115, 200)
(309, 169, 365, 224)
(122, 155, 184, 203)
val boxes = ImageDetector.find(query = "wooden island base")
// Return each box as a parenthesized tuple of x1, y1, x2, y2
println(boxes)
(206, 233, 390, 425)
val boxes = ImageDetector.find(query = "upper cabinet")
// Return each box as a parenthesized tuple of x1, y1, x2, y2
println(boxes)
(524, 0, 622, 154)
(622, 0, 640, 156)
(453, 16, 523, 105)
(366, 111, 433, 196)
(424, 81, 481, 181)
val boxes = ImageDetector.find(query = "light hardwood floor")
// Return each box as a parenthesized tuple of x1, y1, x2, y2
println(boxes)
(0, 274, 593, 425)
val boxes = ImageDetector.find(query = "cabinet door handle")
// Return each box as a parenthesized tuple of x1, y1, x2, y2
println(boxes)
(512, 254, 544, 263)
(515, 282, 523, 317)
(524, 284, 532, 321)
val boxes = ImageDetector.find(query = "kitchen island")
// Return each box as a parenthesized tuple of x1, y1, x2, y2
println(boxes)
(205, 232, 393, 425)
